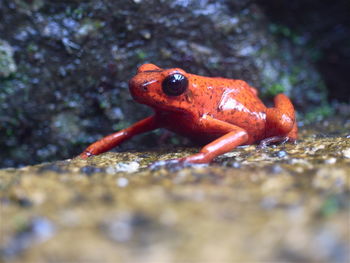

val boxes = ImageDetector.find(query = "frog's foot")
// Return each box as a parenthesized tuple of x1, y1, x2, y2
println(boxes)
(79, 150, 94, 159)
(258, 136, 296, 149)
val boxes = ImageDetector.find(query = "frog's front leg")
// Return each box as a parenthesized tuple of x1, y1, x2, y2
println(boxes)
(265, 94, 298, 143)
(170, 116, 248, 165)
(180, 117, 248, 163)
(79, 115, 158, 159)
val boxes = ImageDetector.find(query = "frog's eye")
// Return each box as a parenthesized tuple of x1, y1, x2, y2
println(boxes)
(162, 73, 188, 96)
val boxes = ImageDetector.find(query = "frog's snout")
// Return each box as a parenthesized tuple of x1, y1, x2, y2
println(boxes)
(129, 75, 156, 103)
(129, 76, 148, 93)
(129, 76, 141, 99)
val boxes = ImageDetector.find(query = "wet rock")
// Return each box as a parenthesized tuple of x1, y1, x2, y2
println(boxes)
(13, 0, 44, 14)
(342, 148, 350, 159)
(0, 123, 349, 262)
(0, 40, 17, 78)
(80, 165, 104, 175)
(100, 212, 172, 246)
(0, 217, 55, 260)
(0, 0, 329, 168)
(116, 177, 129, 188)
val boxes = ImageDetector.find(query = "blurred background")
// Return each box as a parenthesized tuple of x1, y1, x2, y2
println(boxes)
(0, 0, 349, 168)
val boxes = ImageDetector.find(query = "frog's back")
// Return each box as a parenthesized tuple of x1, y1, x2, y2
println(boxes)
(189, 75, 267, 142)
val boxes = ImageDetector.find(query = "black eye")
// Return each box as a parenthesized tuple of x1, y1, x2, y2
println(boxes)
(162, 73, 188, 96)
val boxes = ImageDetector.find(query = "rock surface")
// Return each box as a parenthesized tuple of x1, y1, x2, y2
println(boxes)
(1, 121, 349, 262)
(0, 0, 327, 167)
(0, 40, 17, 78)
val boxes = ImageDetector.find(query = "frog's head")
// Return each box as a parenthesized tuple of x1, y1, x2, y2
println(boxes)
(129, 63, 193, 113)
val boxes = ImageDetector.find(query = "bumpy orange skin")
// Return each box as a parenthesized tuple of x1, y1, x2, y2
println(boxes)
(79, 64, 297, 164)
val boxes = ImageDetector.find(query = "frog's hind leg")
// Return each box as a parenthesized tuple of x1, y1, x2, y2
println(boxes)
(286, 120, 298, 141)
(265, 94, 296, 136)
(249, 87, 258, 96)
(261, 94, 298, 147)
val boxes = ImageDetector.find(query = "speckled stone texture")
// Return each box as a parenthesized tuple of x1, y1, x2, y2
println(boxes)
(1, 121, 349, 263)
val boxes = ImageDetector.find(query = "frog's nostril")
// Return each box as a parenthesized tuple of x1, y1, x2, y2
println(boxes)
(141, 79, 157, 91)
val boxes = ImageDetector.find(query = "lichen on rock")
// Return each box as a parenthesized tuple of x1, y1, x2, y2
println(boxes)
(0, 40, 17, 78)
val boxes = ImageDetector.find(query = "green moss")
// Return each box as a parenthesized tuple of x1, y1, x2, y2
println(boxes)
(14, 0, 44, 12)
(73, 7, 85, 20)
(112, 121, 131, 131)
(136, 50, 147, 60)
(26, 43, 38, 53)
(6, 128, 14, 137)
(269, 24, 291, 37)
(269, 23, 303, 45)
(65, 6, 85, 20)
(320, 196, 340, 217)
(304, 104, 334, 122)
(263, 83, 285, 97)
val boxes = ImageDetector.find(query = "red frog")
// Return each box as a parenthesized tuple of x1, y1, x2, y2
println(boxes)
(79, 63, 297, 164)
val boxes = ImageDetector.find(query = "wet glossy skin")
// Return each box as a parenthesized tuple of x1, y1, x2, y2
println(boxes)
(79, 63, 297, 164)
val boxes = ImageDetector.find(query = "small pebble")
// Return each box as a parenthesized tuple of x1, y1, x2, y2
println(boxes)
(342, 148, 350, 158)
(80, 166, 103, 175)
(270, 165, 283, 174)
(106, 166, 116, 174)
(116, 177, 129, 187)
(231, 161, 241, 168)
(276, 150, 287, 158)
(140, 29, 151, 39)
(324, 157, 337, 164)
(115, 162, 140, 173)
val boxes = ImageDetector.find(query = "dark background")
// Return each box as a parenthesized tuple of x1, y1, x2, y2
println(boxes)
(0, 0, 349, 168)
(258, 0, 350, 102)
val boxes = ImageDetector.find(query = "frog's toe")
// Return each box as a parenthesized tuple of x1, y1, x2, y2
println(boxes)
(258, 136, 293, 149)
(79, 151, 93, 159)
